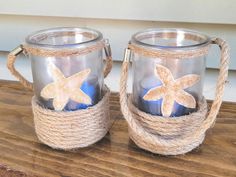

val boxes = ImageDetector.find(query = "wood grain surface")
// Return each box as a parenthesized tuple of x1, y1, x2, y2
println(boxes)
(0, 80, 235, 177)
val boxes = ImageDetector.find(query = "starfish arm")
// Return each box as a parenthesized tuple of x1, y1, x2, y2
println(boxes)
(161, 94, 175, 117)
(175, 74, 200, 90)
(48, 63, 65, 82)
(69, 89, 92, 105)
(155, 65, 174, 85)
(40, 83, 56, 99)
(53, 93, 69, 111)
(143, 86, 166, 101)
(65, 69, 91, 89)
(175, 90, 197, 108)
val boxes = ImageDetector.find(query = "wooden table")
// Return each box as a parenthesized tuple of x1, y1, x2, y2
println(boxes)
(0, 80, 235, 177)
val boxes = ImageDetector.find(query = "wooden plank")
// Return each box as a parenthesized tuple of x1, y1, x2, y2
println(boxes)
(0, 0, 236, 24)
(0, 80, 235, 177)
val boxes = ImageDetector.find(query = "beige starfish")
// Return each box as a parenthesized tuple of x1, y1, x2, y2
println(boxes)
(143, 64, 200, 117)
(41, 63, 92, 111)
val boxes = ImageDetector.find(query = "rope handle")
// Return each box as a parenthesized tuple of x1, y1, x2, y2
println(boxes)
(7, 42, 113, 90)
(7, 45, 34, 90)
(202, 38, 229, 130)
(120, 38, 229, 133)
(103, 40, 113, 78)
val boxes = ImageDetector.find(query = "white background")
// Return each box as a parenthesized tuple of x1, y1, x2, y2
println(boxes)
(0, 0, 235, 69)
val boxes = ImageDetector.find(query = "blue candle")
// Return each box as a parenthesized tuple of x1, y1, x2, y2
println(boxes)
(138, 76, 194, 117)
(65, 75, 100, 111)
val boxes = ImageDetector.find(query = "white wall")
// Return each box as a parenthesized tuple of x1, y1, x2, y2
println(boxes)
(0, 0, 235, 69)
(0, 14, 235, 69)
(1, 0, 236, 24)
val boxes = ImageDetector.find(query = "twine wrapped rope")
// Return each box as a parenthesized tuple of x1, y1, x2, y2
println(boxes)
(7, 38, 113, 150)
(32, 86, 110, 150)
(120, 38, 229, 155)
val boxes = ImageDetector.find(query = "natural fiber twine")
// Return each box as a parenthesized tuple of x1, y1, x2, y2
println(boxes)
(128, 43, 210, 59)
(7, 36, 113, 150)
(32, 86, 110, 150)
(120, 38, 229, 155)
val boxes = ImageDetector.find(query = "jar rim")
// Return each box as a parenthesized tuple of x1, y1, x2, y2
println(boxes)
(131, 28, 211, 49)
(25, 27, 103, 48)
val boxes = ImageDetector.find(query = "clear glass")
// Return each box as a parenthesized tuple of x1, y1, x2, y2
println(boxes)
(26, 27, 104, 111)
(131, 28, 210, 117)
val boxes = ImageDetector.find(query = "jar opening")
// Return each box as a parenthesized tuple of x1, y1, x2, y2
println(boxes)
(26, 27, 103, 48)
(131, 28, 210, 49)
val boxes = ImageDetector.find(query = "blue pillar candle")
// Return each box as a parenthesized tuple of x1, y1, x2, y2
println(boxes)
(65, 75, 100, 111)
(138, 76, 194, 117)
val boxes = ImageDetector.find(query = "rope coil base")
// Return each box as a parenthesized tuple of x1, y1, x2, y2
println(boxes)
(32, 87, 110, 150)
(128, 97, 208, 155)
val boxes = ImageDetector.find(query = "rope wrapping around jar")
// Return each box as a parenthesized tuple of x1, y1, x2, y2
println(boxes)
(120, 38, 229, 155)
(7, 38, 113, 150)
(32, 86, 110, 150)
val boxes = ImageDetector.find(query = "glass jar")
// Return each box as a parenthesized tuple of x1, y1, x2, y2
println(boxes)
(131, 28, 211, 117)
(9, 27, 111, 111)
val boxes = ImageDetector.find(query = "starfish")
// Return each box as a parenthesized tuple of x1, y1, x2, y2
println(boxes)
(40, 63, 92, 111)
(143, 64, 200, 117)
